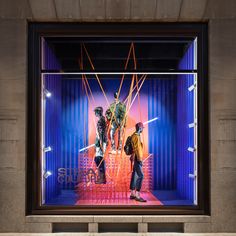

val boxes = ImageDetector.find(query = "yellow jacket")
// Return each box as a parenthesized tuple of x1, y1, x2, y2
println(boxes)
(131, 132, 143, 161)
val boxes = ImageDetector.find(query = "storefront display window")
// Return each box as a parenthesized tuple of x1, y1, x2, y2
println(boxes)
(27, 23, 209, 214)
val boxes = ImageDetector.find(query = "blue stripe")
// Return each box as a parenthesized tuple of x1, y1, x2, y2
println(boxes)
(177, 42, 195, 202)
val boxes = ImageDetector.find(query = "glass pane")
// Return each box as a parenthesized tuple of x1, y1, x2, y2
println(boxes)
(41, 72, 197, 206)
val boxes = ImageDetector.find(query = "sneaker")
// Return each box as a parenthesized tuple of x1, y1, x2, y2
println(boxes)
(135, 196, 147, 202)
(130, 195, 136, 200)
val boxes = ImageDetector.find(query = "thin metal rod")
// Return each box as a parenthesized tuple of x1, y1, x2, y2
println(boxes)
(42, 72, 197, 75)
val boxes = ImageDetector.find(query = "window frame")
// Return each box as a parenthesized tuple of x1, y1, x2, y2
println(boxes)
(27, 22, 209, 215)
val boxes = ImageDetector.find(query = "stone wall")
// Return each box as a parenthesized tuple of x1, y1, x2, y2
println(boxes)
(0, 0, 235, 233)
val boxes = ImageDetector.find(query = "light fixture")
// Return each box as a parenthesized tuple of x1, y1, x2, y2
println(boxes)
(188, 147, 196, 152)
(79, 144, 95, 153)
(44, 89, 52, 98)
(43, 146, 52, 152)
(188, 122, 196, 128)
(189, 173, 196, 179)
(188, 83, 196, 92)
(43, 171, 52, 179)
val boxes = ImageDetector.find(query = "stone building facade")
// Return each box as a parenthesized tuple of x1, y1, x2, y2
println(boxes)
(0, 0, 236, 233)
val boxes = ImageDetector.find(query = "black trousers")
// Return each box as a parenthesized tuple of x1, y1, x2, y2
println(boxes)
(94, 156, 105, 174)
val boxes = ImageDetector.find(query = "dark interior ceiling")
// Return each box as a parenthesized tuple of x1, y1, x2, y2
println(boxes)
(45, 37, 195, 71)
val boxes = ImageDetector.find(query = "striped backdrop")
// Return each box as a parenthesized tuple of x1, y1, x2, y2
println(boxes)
(43, 40, 62, 203)
(45, 75, 62, 203)
(43, 42, 195, 203)
(148, 77, 177, 190)
(176, 42, 195, 202)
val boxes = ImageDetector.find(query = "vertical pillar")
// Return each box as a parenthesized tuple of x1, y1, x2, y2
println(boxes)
(138, 223, 148, 233)
(89, 223, 98, 233)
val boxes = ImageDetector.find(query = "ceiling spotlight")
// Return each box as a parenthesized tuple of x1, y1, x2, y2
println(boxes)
(43, 171, 52, 179)
(44, 89, 52, 98)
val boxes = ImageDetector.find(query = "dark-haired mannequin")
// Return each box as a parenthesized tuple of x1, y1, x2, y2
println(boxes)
(105, 92, 126, 154)
(94, 106, 107, 184)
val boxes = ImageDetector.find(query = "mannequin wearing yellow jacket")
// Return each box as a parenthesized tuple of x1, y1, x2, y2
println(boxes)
(129, 122, 147, 202)
(131, 132, 143, 162)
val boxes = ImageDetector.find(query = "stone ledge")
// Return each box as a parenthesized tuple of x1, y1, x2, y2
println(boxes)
(26, 215, 211, 223)
(94, 215, 142, 223)
(143, 215, 211, 223)
(1, 233, 236, 236)
(25, 215, 94, 223)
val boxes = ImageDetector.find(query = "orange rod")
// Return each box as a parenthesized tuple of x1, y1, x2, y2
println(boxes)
(117, 43, 134, 98)
(131, 43, 142, 122)
(82, 43, 110, 106)
(123, 74, 144, 104)
(127, 75, 147, 114)
(83, 74, 96, 104)
(115, 74, 135, 181)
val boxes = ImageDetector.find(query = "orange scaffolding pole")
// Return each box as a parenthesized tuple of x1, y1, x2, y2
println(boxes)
(82, 43, 110, 106)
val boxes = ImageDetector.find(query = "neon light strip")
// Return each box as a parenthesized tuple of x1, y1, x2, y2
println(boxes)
(79, 117, 159, 152)
(79, 143, 95, 152)
(143, 117, 158, 125)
